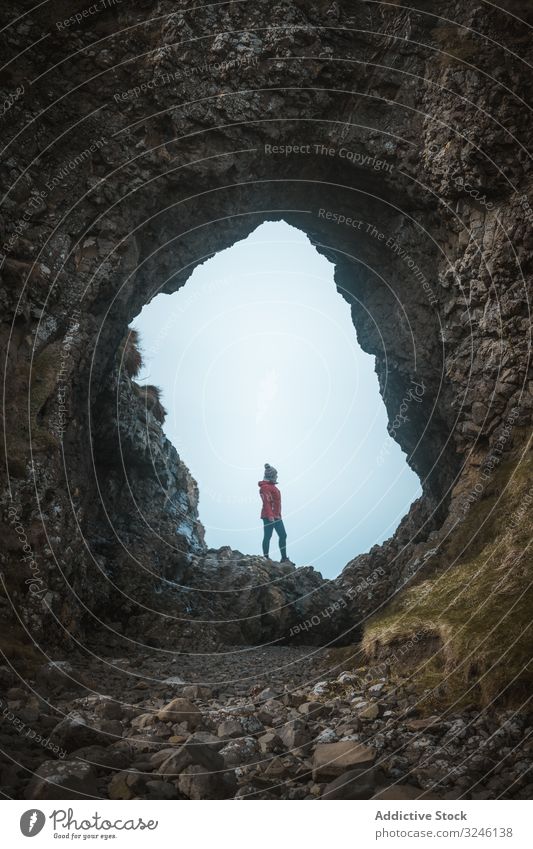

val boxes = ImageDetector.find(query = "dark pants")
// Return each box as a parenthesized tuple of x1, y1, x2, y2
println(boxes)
(262, 518, 287, 559)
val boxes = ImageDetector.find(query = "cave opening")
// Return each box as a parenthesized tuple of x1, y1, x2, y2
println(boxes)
(88, 179, 454, 648)
(129, 220, 421, 578)
(3, 2, 531, 804)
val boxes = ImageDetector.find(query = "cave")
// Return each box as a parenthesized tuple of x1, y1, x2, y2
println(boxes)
(82, 180, 453, 651)
(130, 218, 423, 577)
(1, 0, 532, 803)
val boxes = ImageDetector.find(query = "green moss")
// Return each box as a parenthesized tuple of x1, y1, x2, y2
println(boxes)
(363, 440, 533, 709)
(324, 644, 366, 674)
(29, 344, 61, 451)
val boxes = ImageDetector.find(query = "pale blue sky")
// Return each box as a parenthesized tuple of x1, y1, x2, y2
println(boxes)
(132, 221, 421, 578)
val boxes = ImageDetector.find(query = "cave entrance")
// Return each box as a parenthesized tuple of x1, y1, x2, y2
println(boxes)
(131, 220, 421, 578)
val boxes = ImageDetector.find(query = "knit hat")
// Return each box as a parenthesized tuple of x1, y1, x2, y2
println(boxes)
(264, 463, 278, 482)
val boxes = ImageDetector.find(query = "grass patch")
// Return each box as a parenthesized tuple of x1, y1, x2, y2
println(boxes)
(363, 438, 533, 709)
(323, 644, 366, 675)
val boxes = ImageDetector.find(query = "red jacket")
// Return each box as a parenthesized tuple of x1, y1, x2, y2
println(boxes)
(258, 480, 282, 520)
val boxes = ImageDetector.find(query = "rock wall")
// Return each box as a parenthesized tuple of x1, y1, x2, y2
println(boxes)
(89, 345, 351, 649)
(1, 1, 532, 684)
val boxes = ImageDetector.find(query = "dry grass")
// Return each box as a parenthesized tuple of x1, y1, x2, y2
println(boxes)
(363, 439, 533, 710)
(122, 328, 143, 378)
(133, 383, 167, 424)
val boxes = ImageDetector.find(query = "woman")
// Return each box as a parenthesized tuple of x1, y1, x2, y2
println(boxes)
(258, 463, 290, 562)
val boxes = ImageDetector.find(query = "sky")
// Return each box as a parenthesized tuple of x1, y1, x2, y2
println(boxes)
(131, 221, 421, 578)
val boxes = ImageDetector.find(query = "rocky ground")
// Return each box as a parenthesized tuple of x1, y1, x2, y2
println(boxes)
(2, 644, 531, 801)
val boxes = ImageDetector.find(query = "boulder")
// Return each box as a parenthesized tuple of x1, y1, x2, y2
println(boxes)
(298, 701, 329, 719)
(312, 741, 375, 781)
(94, 698, 125, 721)
(157, 698, 202, 729)
(256, 704, 285, 726)
(131, 713, 157, 729)
(25, 760, 98, 799)
(98, 719, 123, 737)
(278, 720, 312, 749)
(262, 756, 291, 779)
(145, 779, 180, 799)
(49, 712, 108, 753)
(258, 732, 283, 753)
(168, 734, 188, 745)
(150, 747, 183, 768)
(219, 736, 259, 767)
(406, 716, 445, 733)
(321, 767, 377, 799)
(186, 731, 224, 750)
(241, 715, 265, 734)
(178, 763, 236, 800)
(256, 687, 278, 703)
(108, 769, 146, 800)
(337, 719, 361, 735)
(17, 697, 40, 724)
(315, 727, 338, 744)
(358, 703, 380, 721)
(217, 719, 244, 739)
(157, 739, 225, 777)
(69, 745, 131, 771)
(280, 692, 307, 709)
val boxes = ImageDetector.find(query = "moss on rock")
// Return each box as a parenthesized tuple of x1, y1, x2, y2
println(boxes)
(363, 439, 533, 710)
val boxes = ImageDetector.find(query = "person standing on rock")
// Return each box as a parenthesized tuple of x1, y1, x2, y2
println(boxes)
(259, 463, 290, 562)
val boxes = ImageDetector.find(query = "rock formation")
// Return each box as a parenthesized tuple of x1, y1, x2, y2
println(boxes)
(0, 0, 532, 800)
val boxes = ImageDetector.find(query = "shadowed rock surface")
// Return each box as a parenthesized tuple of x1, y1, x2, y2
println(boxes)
(1, 0, 532, 800)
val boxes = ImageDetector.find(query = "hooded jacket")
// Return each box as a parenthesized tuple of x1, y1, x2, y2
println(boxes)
(258, 480, 282, 521)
